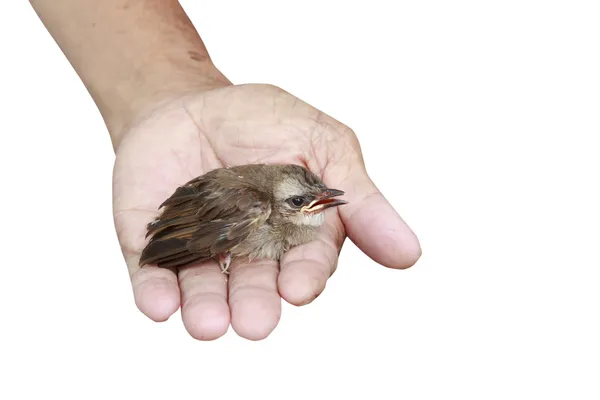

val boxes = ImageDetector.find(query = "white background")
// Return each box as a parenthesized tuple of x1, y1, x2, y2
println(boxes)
(1, 1, 599, 399)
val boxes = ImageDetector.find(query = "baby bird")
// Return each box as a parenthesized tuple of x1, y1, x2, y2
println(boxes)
(139, 164, 347, 273)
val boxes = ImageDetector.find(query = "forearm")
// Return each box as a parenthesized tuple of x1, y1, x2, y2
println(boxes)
(29, 0, 230, 146)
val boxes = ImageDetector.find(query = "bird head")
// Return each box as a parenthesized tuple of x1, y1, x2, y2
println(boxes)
(272, 166, 347, 227)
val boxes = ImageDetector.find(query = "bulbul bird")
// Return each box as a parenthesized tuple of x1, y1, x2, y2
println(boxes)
(139, 164, 348, 273)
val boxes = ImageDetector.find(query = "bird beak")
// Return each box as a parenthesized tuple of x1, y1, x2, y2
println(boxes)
(302, 189, 348, 213)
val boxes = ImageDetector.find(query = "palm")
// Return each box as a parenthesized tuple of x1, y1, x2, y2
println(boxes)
(113, 84, 420, 340)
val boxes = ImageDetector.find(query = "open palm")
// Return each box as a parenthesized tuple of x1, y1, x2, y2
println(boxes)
(113, 84, 421, 340)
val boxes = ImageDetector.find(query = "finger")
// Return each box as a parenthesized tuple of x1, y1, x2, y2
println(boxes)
(278, 214, 344, 306)
(326, 154, 422, 269)
(112, 138, 190, 323)
(115, 210, 180, 322)
(228, 259, 281, 341)
(178, 261, 230, 341)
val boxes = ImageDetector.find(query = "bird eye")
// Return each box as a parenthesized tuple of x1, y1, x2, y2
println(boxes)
(288, 197, 305, 207)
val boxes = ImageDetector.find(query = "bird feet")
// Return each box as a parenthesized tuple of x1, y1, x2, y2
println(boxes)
(217, 252, 232, 274)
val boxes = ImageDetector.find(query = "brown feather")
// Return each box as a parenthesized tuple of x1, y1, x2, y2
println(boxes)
(139, 164, 347, 270)
(139, 167, 271, 269)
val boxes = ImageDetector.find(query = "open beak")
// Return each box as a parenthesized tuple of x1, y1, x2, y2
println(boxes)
(301, 189, 348, 213)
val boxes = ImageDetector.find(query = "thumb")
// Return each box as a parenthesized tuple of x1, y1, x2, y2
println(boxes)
(326, 152, 422, 269)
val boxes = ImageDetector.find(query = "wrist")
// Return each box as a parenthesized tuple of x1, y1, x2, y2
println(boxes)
(30, 0, 232, 149)
(106, 60, 231, 148)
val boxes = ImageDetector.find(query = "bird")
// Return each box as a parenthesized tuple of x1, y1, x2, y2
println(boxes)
(139, 164, 348, 273)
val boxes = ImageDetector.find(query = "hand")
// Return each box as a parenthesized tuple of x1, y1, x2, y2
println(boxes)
(29, 0, 420, 340)
(113, 83, 421, 340)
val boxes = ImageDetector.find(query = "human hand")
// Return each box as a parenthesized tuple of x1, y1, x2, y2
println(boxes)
(113, 83, 422, 340)
(29, 0, 420, 340)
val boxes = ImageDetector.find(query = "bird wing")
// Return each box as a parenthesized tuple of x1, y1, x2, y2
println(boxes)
(139, 175, 271, 269)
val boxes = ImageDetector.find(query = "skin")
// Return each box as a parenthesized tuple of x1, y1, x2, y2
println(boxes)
(29, 0, 422, 340)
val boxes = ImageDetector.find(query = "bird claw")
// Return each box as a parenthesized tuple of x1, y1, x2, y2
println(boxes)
(218, 253, 232, 274)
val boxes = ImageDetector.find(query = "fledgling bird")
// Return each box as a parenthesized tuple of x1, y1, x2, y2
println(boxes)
(139, 164, 348, 273)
